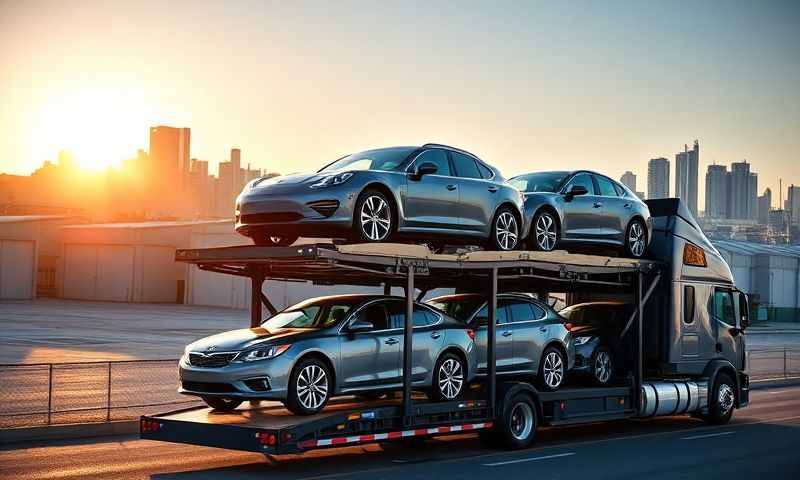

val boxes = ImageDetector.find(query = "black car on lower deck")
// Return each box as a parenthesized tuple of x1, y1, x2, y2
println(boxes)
(558, 301, 634, 386)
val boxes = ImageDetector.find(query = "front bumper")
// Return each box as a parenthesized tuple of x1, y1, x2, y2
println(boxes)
(178, 354, 295, 400)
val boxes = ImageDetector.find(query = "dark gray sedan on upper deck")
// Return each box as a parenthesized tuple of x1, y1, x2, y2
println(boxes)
(235, 144, 524, 250)
(509, 170, 652, 258)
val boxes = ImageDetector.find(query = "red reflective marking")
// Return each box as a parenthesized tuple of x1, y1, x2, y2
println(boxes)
(462, 424, 474, 430)
(360, 434, 375, 442)
(331, 437, 348, 445)
(388, 431, 402, 439)
(414, 429, 428, 436)
(439, 426, 451, 433)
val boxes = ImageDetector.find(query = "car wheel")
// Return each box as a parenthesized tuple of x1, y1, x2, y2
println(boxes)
(353, 189, 394, 243)
(490, 207, 520, 251)
(202, 396, 243, 412)
(531, 209, 558, 252)
(624, 218, 647, 258)
(702, 372, 736, 425)
(253, 234, 299, 247)
(286, 357, 331, 415)
(431, 353, 466, 401)
(538, 346, 566, 391)
(592, 346, 614, 386)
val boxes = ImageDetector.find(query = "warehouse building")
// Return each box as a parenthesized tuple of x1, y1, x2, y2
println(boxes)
(712, 239, 800, 322)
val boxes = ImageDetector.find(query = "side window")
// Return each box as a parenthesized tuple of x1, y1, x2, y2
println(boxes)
(507, 302, 535, 323)
(451, 152, 482, 179)
(413, 149, 451, 176)
(386, 300, 406, 329)
(712, 289, 736, 326)
(474, 303, 509, 326)
(565, 173, 595, 194)
(595, 175, 618, 197)
(413, 306, 435, 327)
(613, 182, 629, 197)
(356, 303, 389, 330)
(530, 303, 547, 320)
(684, 286, 695, 324)
(477, 162, 494, 179)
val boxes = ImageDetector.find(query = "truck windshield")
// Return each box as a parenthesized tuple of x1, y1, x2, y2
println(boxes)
(318, 147, 416, 173)
(509, 172, 569, 193)
(262, 298, 360, 330)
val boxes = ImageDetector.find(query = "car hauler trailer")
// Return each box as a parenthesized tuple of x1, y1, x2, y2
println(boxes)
(140, 200, 749, 453)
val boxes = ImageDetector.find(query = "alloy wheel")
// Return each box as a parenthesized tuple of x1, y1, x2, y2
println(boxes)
(543, 351, 564, 389)
(360, 195, 391, 241)
(509, 402, 534, 441)
(495, 211, 519, 250)
(718, 383, 734, 416)
(535, 213, 557, 251)
(296, 364, 329, 411)
(628, 221, 646, 257)
(438, 358, 464, 400)
(594, 350, 612, 384)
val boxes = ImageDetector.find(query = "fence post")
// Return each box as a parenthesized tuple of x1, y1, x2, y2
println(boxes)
(106, 362, 112, 422)
(47, 363, 53, 425)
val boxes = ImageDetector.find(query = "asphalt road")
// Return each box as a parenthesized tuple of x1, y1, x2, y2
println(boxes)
(2, 385, 799, 479)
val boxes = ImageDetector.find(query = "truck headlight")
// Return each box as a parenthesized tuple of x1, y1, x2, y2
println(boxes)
(310, 172, 354, 188)
(573, 336, 594, 346)
(235, 344, 291, 362)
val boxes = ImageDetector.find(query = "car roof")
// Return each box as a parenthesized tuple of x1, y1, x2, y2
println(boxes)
(427, 292, 543, 303)
(561, 301, 631, 310)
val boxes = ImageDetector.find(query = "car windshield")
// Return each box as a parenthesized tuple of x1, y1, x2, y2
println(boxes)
(318, 147, 416, 173)
(509, 172, 570, 193)
(426, 296, 485, 323)
(262, 297, 362, 330)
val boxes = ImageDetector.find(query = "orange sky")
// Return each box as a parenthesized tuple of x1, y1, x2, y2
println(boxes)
(1, 1, 798, 207)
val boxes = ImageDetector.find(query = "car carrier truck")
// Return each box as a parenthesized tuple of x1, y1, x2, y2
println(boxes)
(139, 198, 749, 452)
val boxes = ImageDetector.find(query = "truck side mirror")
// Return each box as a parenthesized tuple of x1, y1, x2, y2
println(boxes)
(738, 292, 749, 330)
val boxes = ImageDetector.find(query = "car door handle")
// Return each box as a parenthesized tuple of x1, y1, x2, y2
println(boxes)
(431, 331, 442, 339)
(488, 186, 498, 193)
(623, 203, 631, 209)
(446, 184, 457, 191)
(593, 202, 602, 208)
(385, 338, 399, 345)
(539, 327, 548, 333)
(502, 330, 513, 337)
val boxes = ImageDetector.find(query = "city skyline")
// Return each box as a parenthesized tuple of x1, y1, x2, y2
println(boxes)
(1, 1, 799, 209)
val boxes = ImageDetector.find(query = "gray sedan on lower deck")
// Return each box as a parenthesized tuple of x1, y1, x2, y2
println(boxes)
(179, 294, 476, 415)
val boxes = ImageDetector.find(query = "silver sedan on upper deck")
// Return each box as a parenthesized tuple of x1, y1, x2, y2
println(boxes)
(235, 144, 525, 250)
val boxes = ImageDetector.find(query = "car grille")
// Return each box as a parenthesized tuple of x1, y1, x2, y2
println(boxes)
(188, 352, 238, 368)
(182, 381, 237, 393)
(240, 212, 303, 224)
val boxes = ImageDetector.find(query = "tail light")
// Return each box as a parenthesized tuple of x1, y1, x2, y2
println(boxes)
(140, 419, 161, 432)
(467, 329, 476, 341)
(564, 323, 574, 331)
(257, 432, 277, 446)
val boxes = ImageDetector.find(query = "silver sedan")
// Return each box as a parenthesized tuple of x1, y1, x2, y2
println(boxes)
(179, 294, 477, 415)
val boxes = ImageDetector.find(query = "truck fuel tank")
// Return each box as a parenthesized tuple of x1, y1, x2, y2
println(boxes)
(640, 381, 708, 417)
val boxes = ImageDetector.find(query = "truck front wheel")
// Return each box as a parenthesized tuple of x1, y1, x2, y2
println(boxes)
(703, 372, 736, 425)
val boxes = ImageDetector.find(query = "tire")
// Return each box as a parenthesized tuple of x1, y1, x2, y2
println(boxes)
(253, 233, 299, 247)
(531, 209, 559, 252)
(591, 346, 614, 386)
(624, 218, 647, 258)
(496, 392, 538, 450)
(490, 207, 520, 251)
(353, 189, 394, 243)
(703, 372, 736, 425)
(285, 357, 332, 415)
(202, 396, 243, 412)
(538, 346, 566, 391)
(431, 352, 466, 401)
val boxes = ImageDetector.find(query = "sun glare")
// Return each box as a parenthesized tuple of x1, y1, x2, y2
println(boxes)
(33, 88, 154, 171)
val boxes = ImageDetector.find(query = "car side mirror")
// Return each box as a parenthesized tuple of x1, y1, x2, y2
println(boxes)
(348, 319, 374, 333)
(410, 162, 438, 180)
(565, 185, 588, 200)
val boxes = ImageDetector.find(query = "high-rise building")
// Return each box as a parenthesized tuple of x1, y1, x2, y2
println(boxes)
(757, 188, 772, 225)
(704, 164, 729, 219)
(786, 185, 800, 226)
(620, 171, 637, 193)
(149, 126, 191, 189)
(728, 160, 758, 220)
(675, 140, 699, 217)
(647, 158, 670, 199)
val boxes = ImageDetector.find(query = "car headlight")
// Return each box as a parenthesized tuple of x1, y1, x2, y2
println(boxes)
(573, 336, 594, 346)
(310, 172, 354, 188)
(234, 344, 291, 362)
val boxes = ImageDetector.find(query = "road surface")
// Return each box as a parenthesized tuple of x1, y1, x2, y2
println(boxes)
(2, 385, 799, 479)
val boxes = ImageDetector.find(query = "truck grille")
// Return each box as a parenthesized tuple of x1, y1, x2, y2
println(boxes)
(188, 352, 237, 368)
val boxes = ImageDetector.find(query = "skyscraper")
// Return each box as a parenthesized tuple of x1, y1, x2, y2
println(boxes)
(786, 184, 800, 226)
(149, 126, 191, 189)
(757, 188, 771, 225)
(620, 171, 637, 192)
(704, 164, 729, 219)
(675, 140, 699, 217)
(728, 160, 758, 220)
(647, 158, 670, 199)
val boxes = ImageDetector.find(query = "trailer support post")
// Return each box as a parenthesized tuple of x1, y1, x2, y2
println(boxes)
(487, 267, 498, 414)
(634, 269, 644, 413)
(403, 267, 415, 422)
(250, 271, 265, 328)
(383, 283, 391, 296)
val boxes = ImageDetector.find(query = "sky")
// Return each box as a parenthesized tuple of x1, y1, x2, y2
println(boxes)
(1, 0, 799, 208)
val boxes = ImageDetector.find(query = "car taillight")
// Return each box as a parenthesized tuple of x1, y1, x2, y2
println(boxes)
(564, 323, 573, 331)
(257, 432, 277, 446)
(140, 419, 161, 432)
(467, 329, 476, 341)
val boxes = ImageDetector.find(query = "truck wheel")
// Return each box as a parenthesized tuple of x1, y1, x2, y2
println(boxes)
(592, 346, 614, 386)
(431, 353, 466, 401)
(202, 396, 243, 412)
(286, 358, 331, 415)
(704, 372, 735, 425)
(538, 346, 566, 391)
(497, 392, 537, 450)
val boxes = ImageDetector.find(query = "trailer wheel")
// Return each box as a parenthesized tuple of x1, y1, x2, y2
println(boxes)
(496, 392, 538, 450)
(202, 396, 243, 412)
(286, 358, 332, 415)
(703, 372, 735, 425)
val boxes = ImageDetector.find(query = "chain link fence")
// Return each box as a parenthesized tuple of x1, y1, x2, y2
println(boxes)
(1, 350, 798, 429)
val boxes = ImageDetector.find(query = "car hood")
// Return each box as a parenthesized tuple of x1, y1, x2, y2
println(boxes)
(186, 327, 316, 353)
(255, 172, 323, 188)
(568, 325, 601, 337)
